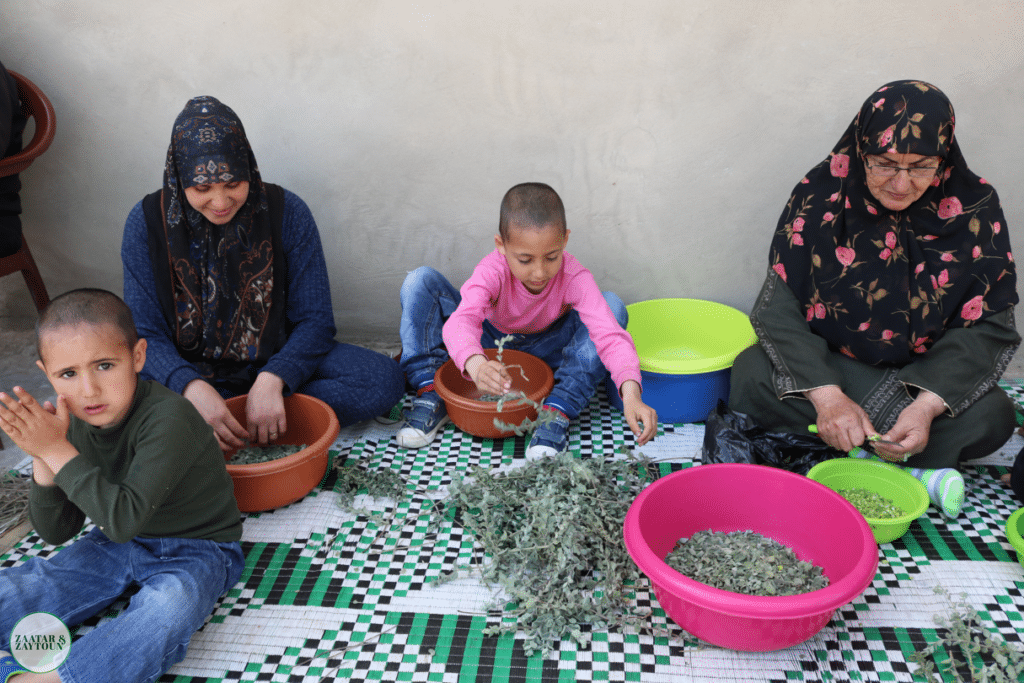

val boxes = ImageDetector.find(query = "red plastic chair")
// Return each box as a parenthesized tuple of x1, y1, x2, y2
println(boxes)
(0, 70, 56, 312)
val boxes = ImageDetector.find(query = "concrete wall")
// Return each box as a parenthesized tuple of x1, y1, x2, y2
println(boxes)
(2, 1, 1023, 340)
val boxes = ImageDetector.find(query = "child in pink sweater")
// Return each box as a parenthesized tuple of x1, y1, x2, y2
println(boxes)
(397, 182, 656, 458)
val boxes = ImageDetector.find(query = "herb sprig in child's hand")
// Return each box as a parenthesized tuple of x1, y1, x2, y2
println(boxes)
(466, 354, 513, 396)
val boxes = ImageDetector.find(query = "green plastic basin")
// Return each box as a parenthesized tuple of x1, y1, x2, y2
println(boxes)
(626, 298, 757, 375)
(806, 458, 929, 544)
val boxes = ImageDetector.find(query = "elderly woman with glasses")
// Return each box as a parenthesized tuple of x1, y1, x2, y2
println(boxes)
(729, 80, 1019, 517)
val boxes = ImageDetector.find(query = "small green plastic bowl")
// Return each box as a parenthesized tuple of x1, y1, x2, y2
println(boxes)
(806, 458, 929, 543)
(1006, 508, 1024, 566)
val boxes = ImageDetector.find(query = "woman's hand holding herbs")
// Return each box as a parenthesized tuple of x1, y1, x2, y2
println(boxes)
(620, 380, 657, 445)
(247, 372, 287, 445)
(184, 379, 249, 451)
(805, 385, 876, 452)
(466, 354, 512, 395)
(873, 390, 945, 460)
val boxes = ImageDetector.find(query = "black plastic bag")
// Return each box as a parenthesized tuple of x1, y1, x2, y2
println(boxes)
(701, 400, 842, 475)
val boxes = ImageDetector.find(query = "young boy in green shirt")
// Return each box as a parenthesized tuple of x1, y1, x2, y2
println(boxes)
(0, 288, 243, 683)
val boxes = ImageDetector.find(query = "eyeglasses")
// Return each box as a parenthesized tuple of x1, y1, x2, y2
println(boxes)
(864, 160, 940, 179)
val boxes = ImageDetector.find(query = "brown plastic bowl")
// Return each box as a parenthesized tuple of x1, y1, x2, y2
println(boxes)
(223, 393, 340, 512)
(433, 348, 555, 438)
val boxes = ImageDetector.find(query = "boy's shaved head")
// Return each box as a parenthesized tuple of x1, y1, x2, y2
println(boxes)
(37, 288, 139, 360)
(498, 182, 567, 241)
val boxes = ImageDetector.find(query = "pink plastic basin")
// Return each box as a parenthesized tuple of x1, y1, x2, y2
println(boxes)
(624, 463, 878, 651)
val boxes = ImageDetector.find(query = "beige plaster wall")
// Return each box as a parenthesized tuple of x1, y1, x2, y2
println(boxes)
(1, 0, 1023, 340)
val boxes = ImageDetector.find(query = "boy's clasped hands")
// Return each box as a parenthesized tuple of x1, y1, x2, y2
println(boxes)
(0, 387, 74, 485)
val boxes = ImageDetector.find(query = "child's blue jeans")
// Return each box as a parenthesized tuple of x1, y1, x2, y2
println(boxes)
(399, 266, 627, 420)
(0, 527, 245, 683)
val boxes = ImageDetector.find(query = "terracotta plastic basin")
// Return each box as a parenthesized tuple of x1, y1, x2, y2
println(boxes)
(433, 348, 554, 438)
(223, 393, 340, 512)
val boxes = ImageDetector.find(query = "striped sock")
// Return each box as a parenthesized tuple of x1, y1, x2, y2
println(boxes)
(908, 467, 964, 518)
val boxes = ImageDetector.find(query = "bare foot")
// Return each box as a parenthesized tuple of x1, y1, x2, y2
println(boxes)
(1001, 472, 1012, 486)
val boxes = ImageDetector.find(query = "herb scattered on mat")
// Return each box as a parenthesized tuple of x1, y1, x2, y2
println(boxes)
(334, 462, 410, 511)
(664, 530, 829, 596)
(0, 471, 30, 536)
(837, 487, 904, 519)
(435, 449, 661, 656)
(909, 587, 1024, 682)
(227, 443, 306, 465)
(323, 459, 432, 559)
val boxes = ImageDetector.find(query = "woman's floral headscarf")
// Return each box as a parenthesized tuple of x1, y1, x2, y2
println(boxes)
(770, 80, 1016, 365)
(160, 96, 277, 375)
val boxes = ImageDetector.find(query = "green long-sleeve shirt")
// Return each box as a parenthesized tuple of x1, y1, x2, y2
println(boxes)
(29, 380, 242, 545)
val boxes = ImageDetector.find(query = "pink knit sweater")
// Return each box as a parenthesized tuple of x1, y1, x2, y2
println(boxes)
(442, 249, 642, 391)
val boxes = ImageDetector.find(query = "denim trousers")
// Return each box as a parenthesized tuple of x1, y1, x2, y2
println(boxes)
(0, 527, 245, 683)
(399, 266, 627, 419)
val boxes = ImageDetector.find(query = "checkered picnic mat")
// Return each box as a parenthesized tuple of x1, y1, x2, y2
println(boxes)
(4, 382, 1024, 682)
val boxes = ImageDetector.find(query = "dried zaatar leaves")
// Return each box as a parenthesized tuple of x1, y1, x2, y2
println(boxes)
(664, 530, 829, 596)
(438, 450, 659, 656)
(909, 587, 1024, 682)
(334, 462, 410, 511)
(838, 487, 905, 519)
(227, 443, 306, 465)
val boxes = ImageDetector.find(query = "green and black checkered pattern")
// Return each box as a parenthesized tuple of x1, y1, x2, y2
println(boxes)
(4, 382, 1024, 682)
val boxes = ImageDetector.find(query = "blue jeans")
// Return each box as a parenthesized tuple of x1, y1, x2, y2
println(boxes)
(0, 528, 244, 683)
(296, 342, 406, 426)
(399, 266, 627, 419)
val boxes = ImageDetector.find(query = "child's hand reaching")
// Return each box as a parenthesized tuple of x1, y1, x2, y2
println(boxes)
(0, 387, 78, 473)
(619, 380, 657, 446)
(465, 354, 513, 396)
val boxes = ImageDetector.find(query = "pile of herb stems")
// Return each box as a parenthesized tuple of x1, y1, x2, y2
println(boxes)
(441, 450, 659, 656)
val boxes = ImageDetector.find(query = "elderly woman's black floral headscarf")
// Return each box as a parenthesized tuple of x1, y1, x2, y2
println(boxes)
(770, 80, 1016, 365)
(159, 96, 277, 376)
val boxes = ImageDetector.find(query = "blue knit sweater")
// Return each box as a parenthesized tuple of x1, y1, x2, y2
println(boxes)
(121, 188, 338, 395)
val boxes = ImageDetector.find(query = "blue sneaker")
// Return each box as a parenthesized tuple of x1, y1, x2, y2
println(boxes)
(525, 409, 570, 460)
(396, 391, 449, 448)
(0, 651, 28, 681)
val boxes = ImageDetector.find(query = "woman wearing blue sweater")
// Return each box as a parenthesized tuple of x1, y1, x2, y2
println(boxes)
(122, 96, 403, 449)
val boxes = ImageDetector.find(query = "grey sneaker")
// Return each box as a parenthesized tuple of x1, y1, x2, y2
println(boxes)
(396, 391, 449, 448)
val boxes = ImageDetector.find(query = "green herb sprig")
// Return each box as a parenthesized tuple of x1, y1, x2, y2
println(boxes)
(909, 587, 1024, 682)
(480, 334, 561, 437)
(334, 463, 410, 511)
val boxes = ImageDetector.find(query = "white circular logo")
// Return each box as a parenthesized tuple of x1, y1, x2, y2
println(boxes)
(10, 612, 70, 673)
